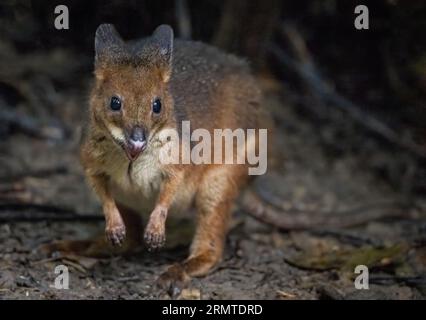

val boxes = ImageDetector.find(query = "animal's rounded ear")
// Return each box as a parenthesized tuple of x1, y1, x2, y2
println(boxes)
(151, 24, 174, 68)
(95, 24, 126, 64)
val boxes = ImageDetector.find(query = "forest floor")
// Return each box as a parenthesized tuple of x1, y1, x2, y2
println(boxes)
(0, 73, 425, 300)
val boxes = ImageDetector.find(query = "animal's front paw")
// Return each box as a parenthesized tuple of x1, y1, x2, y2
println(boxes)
(106, 224, 126, 246)
(144, 223, 166, 251)
(144, 206, 167, 251)
(156, 264, 190, 298)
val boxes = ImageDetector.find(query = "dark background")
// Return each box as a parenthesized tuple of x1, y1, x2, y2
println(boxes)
(0, 0, 425, 300)
(1, 0, 425, 191)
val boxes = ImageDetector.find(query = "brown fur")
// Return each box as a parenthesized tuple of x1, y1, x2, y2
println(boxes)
(49, 24, 272, 295)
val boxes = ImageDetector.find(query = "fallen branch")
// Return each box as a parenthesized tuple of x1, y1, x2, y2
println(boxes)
(268, 24, 426, 158)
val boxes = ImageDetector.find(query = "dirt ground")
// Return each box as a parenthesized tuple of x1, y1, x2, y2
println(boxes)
(0, 77, 425, 300)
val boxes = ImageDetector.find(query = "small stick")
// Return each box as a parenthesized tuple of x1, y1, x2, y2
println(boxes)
(0, 202, 102, 222)
(369, 275, 426, 286)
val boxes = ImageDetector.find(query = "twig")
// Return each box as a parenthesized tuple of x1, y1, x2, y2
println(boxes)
(116, 276, 140, 282)
(308, 229, 383, 247)
(0, 202, 102, 222)
(269, 24, 426, 158)
(369, 275, 426, 286)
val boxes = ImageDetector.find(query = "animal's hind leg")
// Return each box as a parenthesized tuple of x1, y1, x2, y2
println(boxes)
(157, 166, 246, 294)
(40, 203, 143, 257)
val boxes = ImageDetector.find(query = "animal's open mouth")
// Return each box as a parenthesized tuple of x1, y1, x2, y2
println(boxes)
(110, 136, 146, 162)
(107, 132, 147, 162)
(124, 140, 147, 161)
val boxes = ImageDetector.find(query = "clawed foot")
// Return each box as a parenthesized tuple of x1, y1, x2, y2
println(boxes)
(144, 228, 166, 251)
(106, 224, 126, 246)
(144, 206, 167, 251)
(156, 264, 190, 297)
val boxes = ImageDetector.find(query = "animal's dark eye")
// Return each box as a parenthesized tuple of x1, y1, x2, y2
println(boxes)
(110, 96, 122, 111)
(152, 98, 162, 114)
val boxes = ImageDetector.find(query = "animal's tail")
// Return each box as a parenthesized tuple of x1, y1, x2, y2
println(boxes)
(239, 188, 414, 230)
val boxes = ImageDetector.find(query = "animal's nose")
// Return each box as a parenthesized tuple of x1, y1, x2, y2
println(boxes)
(125, 126, 147, 161)
(130, 126, 146, 142)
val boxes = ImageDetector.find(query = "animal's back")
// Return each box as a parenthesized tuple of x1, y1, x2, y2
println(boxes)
(170, 40, 264, 132)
